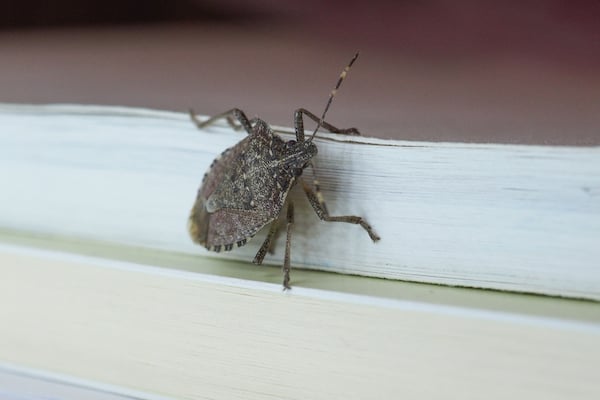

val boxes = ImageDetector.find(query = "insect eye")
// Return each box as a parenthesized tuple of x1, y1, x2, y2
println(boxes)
(286, 140, 296, 149)
(293, 168, 304, 177)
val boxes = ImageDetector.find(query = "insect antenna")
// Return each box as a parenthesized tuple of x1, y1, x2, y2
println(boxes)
(309, 52, 359, 141)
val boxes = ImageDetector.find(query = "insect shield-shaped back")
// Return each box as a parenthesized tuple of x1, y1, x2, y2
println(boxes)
(188, 53, 379, 290)
(188, 119, 317, 252)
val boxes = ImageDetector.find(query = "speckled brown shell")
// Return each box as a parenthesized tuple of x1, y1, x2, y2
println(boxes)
(188, 120, 308, 252)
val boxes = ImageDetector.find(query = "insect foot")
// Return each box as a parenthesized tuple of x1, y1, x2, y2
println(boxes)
(187, 52, 380, 289)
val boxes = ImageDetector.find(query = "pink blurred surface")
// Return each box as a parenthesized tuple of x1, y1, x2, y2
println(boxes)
(1, 1, 599, 145)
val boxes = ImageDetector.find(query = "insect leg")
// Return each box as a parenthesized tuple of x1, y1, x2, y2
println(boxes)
(267, 224, 282, 254)
(301, 179, 380, 242)
(294, 108, 361, 142)
(189, 108, 254, 135)
(283, 202, 294, 290)
(253, 220, 280, 265)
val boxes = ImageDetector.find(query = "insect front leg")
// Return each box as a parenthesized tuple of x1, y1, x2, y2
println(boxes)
(293, 108, 361, 142)
(301, 179, 380, 242)
(189, 108, 254, 135)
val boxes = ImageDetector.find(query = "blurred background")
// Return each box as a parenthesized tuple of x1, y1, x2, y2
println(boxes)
(1, 0, 599, 144)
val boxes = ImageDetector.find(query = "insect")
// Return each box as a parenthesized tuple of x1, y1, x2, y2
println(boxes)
(188, 53, 380, 289)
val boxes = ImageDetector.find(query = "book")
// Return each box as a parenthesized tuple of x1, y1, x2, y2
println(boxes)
(1, 243, 599, 400)
(1, 103, 599, 399)
(1, 103, 598, 299)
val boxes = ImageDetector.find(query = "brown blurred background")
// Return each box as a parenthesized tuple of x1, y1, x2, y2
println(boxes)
(1, 0, 599, 144)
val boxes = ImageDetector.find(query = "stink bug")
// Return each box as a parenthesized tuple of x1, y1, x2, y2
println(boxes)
(188, 53, 380, 289)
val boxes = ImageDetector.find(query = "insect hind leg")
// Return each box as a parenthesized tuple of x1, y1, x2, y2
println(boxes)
(282, 202, 294, 290)
(293, 108, 360, 142)
(301, 178, 380, 242)
(253, 204, 293, 290)
(253, 220, 281, 265)
(189, 108, 254, 135)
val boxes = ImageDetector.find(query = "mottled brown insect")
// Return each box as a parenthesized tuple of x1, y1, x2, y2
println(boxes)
(188, 53, 380, 289)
